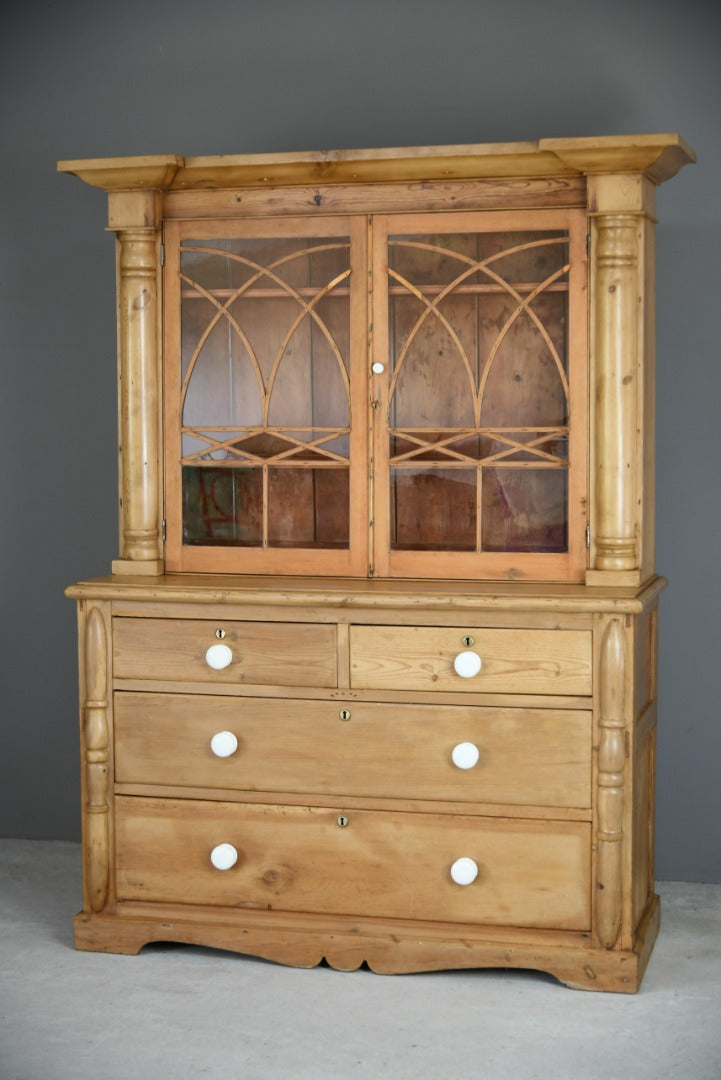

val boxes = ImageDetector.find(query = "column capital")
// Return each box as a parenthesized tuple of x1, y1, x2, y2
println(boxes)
(107, 189, 163, 231)
(587, 173, 657, 218)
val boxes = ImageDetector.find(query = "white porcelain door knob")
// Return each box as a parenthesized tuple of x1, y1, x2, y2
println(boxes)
(210, 843, 238, 871)
(210, 731, 238, 758)
(205, 643, 233, 670)
(453, 650, 482, 679)
(451, 742, 480, 770)
(450, 857, 479, 886)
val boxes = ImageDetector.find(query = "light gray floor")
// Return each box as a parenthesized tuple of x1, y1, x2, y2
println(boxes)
(1, 839, 720, 1080)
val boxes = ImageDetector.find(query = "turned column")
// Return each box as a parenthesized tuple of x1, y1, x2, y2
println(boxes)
(83, 606, 110, 912)
(596, 618, 627, 949)
(586, 174, 656, 587)
(594, 215, 638, 570)
(109, 191, 164, 575)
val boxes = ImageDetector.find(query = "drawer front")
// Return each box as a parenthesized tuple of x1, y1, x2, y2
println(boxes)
(113, 618, 337, 687)
(115, 692, 592, 809)
(350, 625, 592, 696)
(115, 796, 591, 930)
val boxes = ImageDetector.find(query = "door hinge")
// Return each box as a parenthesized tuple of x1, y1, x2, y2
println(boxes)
(161, 518, 167, 542)
(160, 242, 165, 267)
(586, 232, 591, 257)
(586, 523, 591, 548)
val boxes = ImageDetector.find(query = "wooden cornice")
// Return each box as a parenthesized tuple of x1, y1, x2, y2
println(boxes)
(58, 134, 695, 192)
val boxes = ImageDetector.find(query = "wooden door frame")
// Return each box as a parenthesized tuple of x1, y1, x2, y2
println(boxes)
(163, 215, 369, 576)
(370, 208, 588, 582)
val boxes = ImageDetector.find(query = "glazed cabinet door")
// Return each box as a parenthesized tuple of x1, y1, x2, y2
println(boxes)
(164, 217, 368, 574)
(370, 210, 588, 581)
(163, 209, 587, 581)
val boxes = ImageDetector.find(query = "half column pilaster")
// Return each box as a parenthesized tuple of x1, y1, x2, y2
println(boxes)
(109, 191, 164, 575)
(586, 174, 656, 586)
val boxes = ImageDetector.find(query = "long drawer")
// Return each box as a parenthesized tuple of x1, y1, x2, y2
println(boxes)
(114, 692, 592, 808)
(115, 796, 591, 930)
(350, 625, 592, 696)
(113, 617, 337, 687)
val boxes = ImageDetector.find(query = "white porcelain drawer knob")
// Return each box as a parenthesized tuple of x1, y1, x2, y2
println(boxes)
(451, 742, 480, 770)
(205, 643, 233, 670)
(210, 843, 238, 871)
(453, 650, 482, 679)
(450, 857, 479, 886)
(210, 731, 238, 758)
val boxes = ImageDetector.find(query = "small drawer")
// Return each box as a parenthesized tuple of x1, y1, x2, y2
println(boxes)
(350, 625, 592, 696)
(113, 617, 337, 687)
(115, 796, 591, 931)
(114, 692, 592, 809)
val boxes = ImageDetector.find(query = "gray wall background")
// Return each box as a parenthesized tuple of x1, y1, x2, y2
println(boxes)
(1, 0, 719, 882)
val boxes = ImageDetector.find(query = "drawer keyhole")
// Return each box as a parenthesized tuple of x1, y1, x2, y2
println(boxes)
(339, 709, 352, 722)
(462, 635, 474, 647)
(337, 815, 349, 828)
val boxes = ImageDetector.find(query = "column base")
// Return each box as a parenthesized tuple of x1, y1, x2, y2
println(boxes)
(112, 559, 164, 576)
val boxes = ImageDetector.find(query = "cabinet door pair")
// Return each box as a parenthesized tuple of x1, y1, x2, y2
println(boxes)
(164, 209, 587, 581)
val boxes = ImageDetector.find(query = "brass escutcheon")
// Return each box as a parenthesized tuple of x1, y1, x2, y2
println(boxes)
(215, 628, 227, 639)
(462, 634, 474, 647)
(337, 815, 349, 828)
(339, 708, 352, 721)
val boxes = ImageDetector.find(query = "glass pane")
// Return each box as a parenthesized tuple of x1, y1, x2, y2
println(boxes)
(268, 468, 349, 548)
(481, 468, 567, 552)
(391, 468, 476, 551)
(389, 232, 478, 286)
(389, 231, 568, 288)
(179, 234, 351, 550)
(479, 292, 568, 428)
(387, 227, 570, 555)
(182, 467, 262, 546)
(390, 294, 475, 429)
(475, 230, 568, 284)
